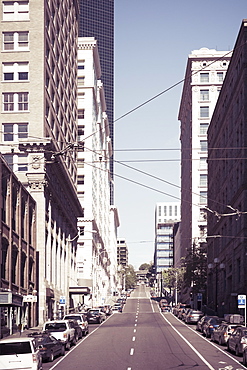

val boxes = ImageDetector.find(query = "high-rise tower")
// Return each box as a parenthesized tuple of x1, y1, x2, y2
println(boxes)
(79, 0, 114, 203)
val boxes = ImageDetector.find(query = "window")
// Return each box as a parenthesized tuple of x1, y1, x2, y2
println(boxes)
(3, 1, 29, 21)
(3, 62, 29, 81)
(200, 174, 207, 187)
(164, 206, 167, 216)
(4, 153, 28, 172)
(3, 123, 28, 141)
(200, 89, 209, 101)
(78, 76, 85, 85)
(169, 206, 172, 217)
(18, 153, 28, 171)
(200, 157, 207, 169)
(78, 109, 85, 119)
(200, 141, 208, 152)
(3, 93, 14, 111)
(78, 60, 85, 69)
(200, 73, 209, 83)
(200, 191, 207, 205)
(200, 106, 209, 118)
(3, 92, 29, 111)
(77, 175, 84, 185)
(217, 72, 224, 82)
(200, 123, 208, 135)
(3, 31, 29, 51)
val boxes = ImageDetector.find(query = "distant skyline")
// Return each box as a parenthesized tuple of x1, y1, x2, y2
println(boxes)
(114, 1, 247, 269)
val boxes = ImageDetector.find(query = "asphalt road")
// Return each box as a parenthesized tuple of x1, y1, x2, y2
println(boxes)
(44, 284, 246, 370)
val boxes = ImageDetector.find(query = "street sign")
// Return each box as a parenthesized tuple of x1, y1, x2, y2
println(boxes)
(197, 293, 202, 301)
(238, 294, 246, 308)
(59, 296, 66, 304)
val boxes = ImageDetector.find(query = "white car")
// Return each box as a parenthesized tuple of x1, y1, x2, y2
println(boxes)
(43, 320, 76, 350)
(0, 337, 42, 369)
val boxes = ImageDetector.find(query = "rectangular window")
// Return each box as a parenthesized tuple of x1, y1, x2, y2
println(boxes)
(200, 89, 209, 101)
(200, 73, 209, 83)
(200, 191, 207, 205)
(3, 123, 28, 141)
(3, 31, 29, 51)
(3, 154, 13, 170)
(200, 157, 207, 169)
(78, 109, 85, 119)
(3, 1, 29, 21)
(217, 72, 224, 82)
(200, 106, 209, 118)
(18, 153, 28, 171)
(3, 62, 29, 81)
(78, 76, 85, 85)
(3, 93, 14, 111)
(200, 174, 207, 187)
(169, 206, 172, 216)
(158, 206, 161, 217)
(77, 175, 84, 185)
(200, 123, 208, 135)
(200, 141, 208, 152)
(164, 206, 167, 216)
(3, 124, 13, 141)
(18, 92, 28, 110)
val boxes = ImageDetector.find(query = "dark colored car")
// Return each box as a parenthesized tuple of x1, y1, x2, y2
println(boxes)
(29, 332, 65, 362)
(196, 315, 217, 332)
(203, 317, 224, 337)
(87, 308, 105, 324)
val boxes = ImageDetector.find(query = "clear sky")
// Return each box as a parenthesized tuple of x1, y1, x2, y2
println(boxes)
(114, 0, 247, 270)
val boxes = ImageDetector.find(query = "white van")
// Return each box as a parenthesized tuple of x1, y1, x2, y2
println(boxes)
(0, 337, 42, 370)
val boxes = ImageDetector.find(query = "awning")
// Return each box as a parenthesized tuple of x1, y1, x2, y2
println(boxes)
(0, 292, 23, 307)
(69, 286, 90, 295)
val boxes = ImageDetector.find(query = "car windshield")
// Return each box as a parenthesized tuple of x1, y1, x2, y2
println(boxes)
(0, 342, 32, 355)
(45, 323, 66, 331)
(89, 310, 99, 314)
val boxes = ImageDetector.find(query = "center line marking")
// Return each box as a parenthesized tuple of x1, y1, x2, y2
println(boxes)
(132, 337, 136, 341)
(130, 348, 134, 355)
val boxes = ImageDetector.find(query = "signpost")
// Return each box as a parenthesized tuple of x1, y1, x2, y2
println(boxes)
(238, 294, 246, 326)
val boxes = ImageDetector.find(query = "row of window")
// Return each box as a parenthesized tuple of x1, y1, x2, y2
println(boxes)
(200, 72, 224, 83)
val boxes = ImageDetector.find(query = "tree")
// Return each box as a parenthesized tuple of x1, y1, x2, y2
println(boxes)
(139, 263, 151, 270)
(125, 265, 138, 290)
(182, 242, 207, 296)
(162, 267, 185, 294)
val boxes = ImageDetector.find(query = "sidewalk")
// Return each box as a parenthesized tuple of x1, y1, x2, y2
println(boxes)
(1, 326, 43, 340)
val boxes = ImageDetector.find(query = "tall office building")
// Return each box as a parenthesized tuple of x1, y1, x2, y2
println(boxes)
(79, 0, 114, 203)
(178, 48, 231, 262)
(154, 202, 180, 273)
(0, 0, 82, 324)
(207, 20, 247, 316)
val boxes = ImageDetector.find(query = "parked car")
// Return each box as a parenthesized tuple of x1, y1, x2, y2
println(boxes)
(87, 308, 105, 323)
(184, 310, 203, 324)
(112, 303, 123, 313)
(63, 314, 89, 336)
(242, 346, 247, 366)
(181, 307, 191, 321)
(175, 303, 191, 318)
(196, 315, 216, 332)
(0, 337, 42, 369)
(43, 320, 76, 350)
(29, 332, 65, 362)
(211, 323, 242, 345)
(227, 326, 247, 356)
(202, 317, 224, 338)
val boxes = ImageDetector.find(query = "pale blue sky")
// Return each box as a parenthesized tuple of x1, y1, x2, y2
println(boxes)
(114, 1, 247, 269)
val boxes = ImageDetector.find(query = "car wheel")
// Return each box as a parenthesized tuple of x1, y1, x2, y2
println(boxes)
(219, 336, 223, 345)
(49, 351, 54, 362)
(61, 345, 65, 356)
(243, 351, 247, 366)
(235, 345, 240, 356)
(65, 340, 71, 351)
(73, 335, 77, 345)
